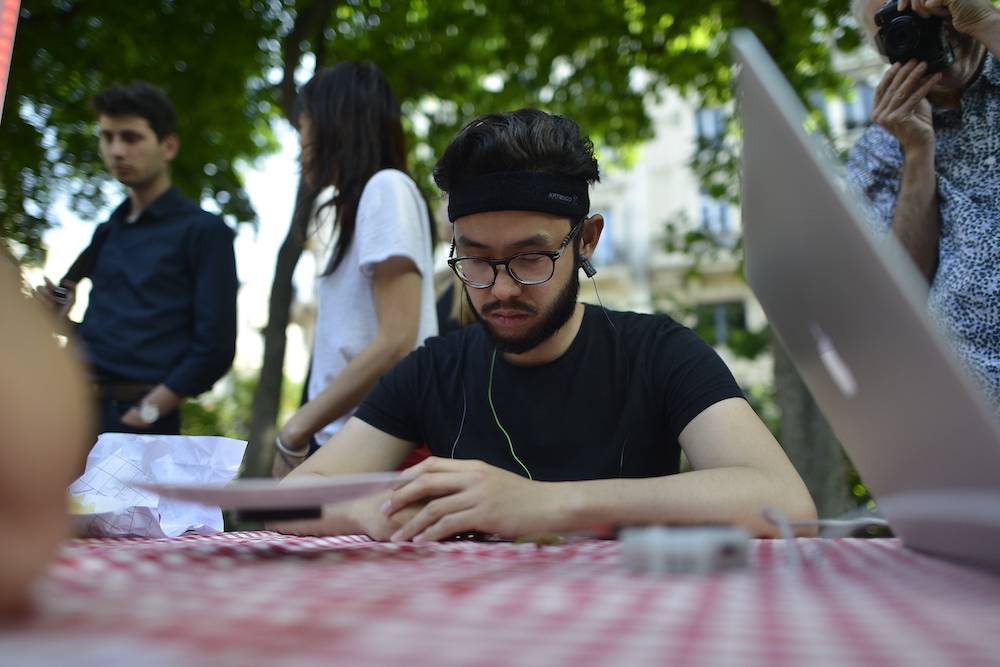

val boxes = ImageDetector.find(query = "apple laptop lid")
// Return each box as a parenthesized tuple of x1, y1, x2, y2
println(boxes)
(732, 28, 1000, 570)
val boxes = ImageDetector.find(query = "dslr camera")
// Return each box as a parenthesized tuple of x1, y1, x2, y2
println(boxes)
(874, 0, 955, 73)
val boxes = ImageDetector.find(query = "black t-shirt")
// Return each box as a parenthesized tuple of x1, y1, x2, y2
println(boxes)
(355, 304, 744, 481)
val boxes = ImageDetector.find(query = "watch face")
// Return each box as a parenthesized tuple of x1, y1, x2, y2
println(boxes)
(139, 402, 160, 424)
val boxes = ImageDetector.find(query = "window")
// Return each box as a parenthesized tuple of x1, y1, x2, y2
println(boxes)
(695, 107, 725, 144)
(697, 191, 735, 246)
(689, 301, 768, 359)
(844, 83, 874, 130)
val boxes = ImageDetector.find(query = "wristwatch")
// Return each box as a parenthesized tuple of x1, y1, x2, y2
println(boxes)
(138, 401, 160, 425)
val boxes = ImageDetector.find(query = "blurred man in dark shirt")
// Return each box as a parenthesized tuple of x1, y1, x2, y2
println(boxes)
(38, 82, 238, 435)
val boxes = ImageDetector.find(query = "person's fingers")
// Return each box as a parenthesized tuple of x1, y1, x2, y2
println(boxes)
(918, 0, 952, 18)
(872, 61, 936, 133)
(891, 60, 928, 102)
(874, 62, 904, 103)
(411, 508, 483, 543)
(909, 0, 930, 17)
(872, 63, 911, 119)
(391, 455, 443, 489)
(383, 470, 478, 517)
(889, 64, 932, 114)
(393, 494, 481, 543)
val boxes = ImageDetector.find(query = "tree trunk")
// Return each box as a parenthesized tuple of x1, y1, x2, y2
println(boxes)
(771, 331, 851, 518)
(242, 177, 309, 478)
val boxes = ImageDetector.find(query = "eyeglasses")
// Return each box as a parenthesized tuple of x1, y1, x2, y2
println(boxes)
(448, 223, 582, 289)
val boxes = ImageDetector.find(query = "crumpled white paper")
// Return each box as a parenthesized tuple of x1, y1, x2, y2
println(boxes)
(68, 432, 247, 538)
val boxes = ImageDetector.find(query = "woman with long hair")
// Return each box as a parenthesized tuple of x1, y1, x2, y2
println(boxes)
(272, 61, 437, 477)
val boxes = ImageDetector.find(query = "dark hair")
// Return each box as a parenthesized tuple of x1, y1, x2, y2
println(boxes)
(90, 82, 177, 141)
(433, 108, 601, 194)
(294, 61, 433, 275)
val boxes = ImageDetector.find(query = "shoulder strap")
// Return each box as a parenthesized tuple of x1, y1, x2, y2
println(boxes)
(61, 221, 113, 284)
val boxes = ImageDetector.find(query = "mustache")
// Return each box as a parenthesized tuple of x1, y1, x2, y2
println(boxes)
(480, 300, 538, 316)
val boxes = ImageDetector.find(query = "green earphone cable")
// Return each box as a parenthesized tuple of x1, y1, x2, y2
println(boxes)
(488, 347, 532, 480)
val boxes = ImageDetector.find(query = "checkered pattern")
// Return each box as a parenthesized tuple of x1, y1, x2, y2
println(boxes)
(7, 534, 1000, 666)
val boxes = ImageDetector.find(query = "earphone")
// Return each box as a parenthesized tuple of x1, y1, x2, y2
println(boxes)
(449, 245, 631, 478)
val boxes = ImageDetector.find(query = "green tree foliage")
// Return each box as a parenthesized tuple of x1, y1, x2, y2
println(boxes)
(270, 0, 858, 188)
(2, 0, 282, 263)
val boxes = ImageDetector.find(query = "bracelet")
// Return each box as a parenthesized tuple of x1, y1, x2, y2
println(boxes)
(275, 433, 309, 458)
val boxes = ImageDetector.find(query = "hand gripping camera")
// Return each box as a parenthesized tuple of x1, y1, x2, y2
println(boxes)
(874, 0, 955, 73)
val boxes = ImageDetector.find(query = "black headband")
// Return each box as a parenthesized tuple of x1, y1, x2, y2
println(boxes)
(447, 171, 590, 222)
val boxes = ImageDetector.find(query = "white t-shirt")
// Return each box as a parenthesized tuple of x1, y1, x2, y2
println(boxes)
(308, 169, 438, 445)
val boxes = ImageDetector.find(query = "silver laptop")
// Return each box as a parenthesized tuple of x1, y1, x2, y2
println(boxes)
(733, 28, 1000, 570)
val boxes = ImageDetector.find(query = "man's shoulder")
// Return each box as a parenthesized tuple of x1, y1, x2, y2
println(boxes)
(157, 186, 228, 228)
(422, 323, 486, 357)
(587, 304, 683, 335)
(581, 305, 714, 359)
(383, 325, 487, 386)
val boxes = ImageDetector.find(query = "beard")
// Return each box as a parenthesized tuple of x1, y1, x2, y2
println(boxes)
(467, 268, 580, 355)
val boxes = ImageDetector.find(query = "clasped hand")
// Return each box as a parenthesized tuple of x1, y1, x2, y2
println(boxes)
(379, 457, 566, 543)
(871, 60, 941, 150)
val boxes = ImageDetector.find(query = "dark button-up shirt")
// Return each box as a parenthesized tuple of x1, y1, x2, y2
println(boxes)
(79, 185, 238, 397)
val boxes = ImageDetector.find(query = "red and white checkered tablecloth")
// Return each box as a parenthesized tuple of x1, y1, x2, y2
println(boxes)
(3, 533, 1000, 666)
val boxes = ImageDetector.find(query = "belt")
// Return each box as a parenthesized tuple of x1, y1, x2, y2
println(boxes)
(94, 381, 157, 402)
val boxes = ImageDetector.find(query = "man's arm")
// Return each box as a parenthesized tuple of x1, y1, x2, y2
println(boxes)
(151, 219, 239, 418)
(379, 398, 817, 541)
(270, 417, 420, 539)
(34, 278, 78, 337)
(869, 59, 943, 281)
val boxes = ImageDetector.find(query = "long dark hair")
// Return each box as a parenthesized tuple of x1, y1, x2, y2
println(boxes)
(294, 61, 433, 275)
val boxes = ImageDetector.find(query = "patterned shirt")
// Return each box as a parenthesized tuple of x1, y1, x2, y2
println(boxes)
(847, 53, 1000, 407)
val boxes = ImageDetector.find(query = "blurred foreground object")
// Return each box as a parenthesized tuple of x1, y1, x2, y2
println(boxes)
(0, 252, 93, 618)
(621, 526, 750, 574)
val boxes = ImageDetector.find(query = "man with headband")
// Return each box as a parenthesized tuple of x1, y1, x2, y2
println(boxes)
(275, 108, 816, 541)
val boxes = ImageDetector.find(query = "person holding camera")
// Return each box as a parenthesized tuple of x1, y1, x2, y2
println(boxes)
(847, 0, 1000, 404)
(36, 82, 238, 436)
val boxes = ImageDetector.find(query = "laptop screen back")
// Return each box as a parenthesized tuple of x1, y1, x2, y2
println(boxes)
(733, 28, 1000, 569)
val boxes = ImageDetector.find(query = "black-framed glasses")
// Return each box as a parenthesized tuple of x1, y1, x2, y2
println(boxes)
(448, 222, 582, 289)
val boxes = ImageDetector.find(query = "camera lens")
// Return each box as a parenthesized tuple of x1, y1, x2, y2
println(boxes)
(885, 17, 924, 54)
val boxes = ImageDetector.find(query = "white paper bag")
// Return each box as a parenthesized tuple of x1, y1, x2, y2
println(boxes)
(68, 432, 247, 538)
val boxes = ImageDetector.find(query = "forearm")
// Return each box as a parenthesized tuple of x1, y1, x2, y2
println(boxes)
(162, 342, 236, 399)
(281, 330, 416, 448)
(555, 467, 817, 538)
(269, 470, 382, 536)
(891, 143, 940, 282)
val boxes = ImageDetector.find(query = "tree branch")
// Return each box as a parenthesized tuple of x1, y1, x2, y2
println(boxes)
(278, 0, 335, 118)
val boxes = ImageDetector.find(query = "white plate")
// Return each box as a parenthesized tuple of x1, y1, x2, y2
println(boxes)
(136, 472, 411, 509)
